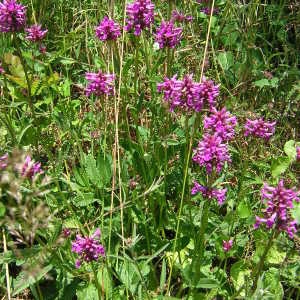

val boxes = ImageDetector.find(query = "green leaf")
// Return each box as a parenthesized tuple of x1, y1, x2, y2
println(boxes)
(271, 157, 290, 178)
(76, 283, 98, 300)
(253, 79, 270, 88)
(85, 154, 103, 188)
(230, 261, 251, 295)
(0, 201, 6, 217)
(196, 278, 219, 289)
(266, 245, 286, 264)
(284, 140, 296, 160)
(13, 265, 53, 296)
(64, 218, 81, 229)
(97, 267, 113, 298)
(73, 192, 97, 207)
(217, 51, 234, 71)
(237, 201, 251, 219)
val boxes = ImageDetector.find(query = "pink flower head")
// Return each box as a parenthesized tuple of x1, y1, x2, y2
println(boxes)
(155, 21, 183, 49)
(0, 0, 26, 32)
(125, 0, 155, 36)
(0, 153, 8, 169)
(222, 239, 233, 252)
(296, 146, 300, 161)
(244, 118, 276, 140)
(85, 70, 115, 97)
(21, 155, 43, 179)
(193, 133, 231, 173)
(254, 180, 300, 238)
(201, 7, 220, 15)
(171, 10, 193, 23)
(71, 228, 105, 268)
(191, 181, 227, 205)
(204, 107, 237, 141)
(25, 24, 47, 42)
(95, 16, 121, 41)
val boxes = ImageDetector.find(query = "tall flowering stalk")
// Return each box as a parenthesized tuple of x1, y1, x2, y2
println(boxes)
(252, 180, 299, 293)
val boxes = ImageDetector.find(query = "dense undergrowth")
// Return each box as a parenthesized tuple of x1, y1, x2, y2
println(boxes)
(0, 0, 300, 299)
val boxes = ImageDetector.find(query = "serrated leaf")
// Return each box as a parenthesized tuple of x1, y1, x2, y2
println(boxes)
(76, 283, 98, 300)
(271, 157, 290, 178)
(284, 140, 296, 160)
(73, 192, 97, 207)
(85, 154, 103, 188)
(64, 218, 81, 229)
(237, 201, 251, 219)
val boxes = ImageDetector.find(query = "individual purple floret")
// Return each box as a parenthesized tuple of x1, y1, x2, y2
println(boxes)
(193, 133, 231, 173)
(296, 146, 300, 161)
(171, 10, 193, 23)
(244, 118, 276, 140)
(0, 153, 8, 169)
(223, 239, 233, 252)
(0, 0, 26, 32)
(155, 21, 182, 49)
(21, 155, 43, 179)
(204, 107, 237, 141)
(199, 77, 219, 110)
(85, 70, 115, 97)
(254, 180, 300, 238)
(95, 16, 121, 41)
(25, 24, 48, 42)
(71, 228, 105, 268)
(125, 0, 155, 36)
(191, 181, 227, 205)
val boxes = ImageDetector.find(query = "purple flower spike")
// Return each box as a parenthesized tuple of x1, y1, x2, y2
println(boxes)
(199, 77, 219, 110)
(204, 107, 237, 141)
(21, 155, 43, 179)
(201, 7, 219, 15)
(0, 0, 26, 32)
(193, 133, 231, 174)
(25, 24, 47, 42)
(191, 181, 227, 205)
(71, 228, 105, 268)
(254, 180, 300, 238)
(222, 239, 233, 252)
(85, 70, 115, 97)
(171, 10, 193, 23)
(244, 118, 276, 140)
(155, 21, 183, 49)
(0, 61, 4, 74)
(95, 16, 121, 41)
(125, 0, 155, 36)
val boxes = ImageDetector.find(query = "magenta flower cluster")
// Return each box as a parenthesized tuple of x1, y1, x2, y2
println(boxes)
(204, 107, 237, 141)
(157, 75, 219, 112)
(72, 228, 105, 268)
(125, 0, 155, 36)
(191, 181, 227, 205)
(244, 118, 276, 140)
(0, 0, 26, 32)
(254, 180, 300, 238)
(192, 133, 231, 174)
(95, 16, 121, 41)
(0, 61, 4, 74)
(155, 21, 182, 49)
(21, 155, 43, 179)
(222, 239, 233, 252)
(0, 153, 8, 169)
(25, 24, 48, 42)
(171, 10, 193, 23)
(85, 70, 115, 97)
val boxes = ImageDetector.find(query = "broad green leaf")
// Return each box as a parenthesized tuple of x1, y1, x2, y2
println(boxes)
(237, 201, 251, 219)
(217, 51, 234, 71)
(266, 245, 286, 264)
(73, 192, 97, 207)
(230, 261, 251, 295)
(76, 283, 98, 300)
(85, 154, 103, 188)
(271, 157, 290, 178)
(0, 201, 5, 217)
(97, 267, 113, 298)
(253, 79, 270, 88)
(284, 140, 296, 160)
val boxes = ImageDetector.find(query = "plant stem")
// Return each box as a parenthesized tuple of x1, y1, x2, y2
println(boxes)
(252, 229, 278, 293)
(2, 229, 11, 300)
(14, 36, 36, 121)
(92, 263, 102, 300)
